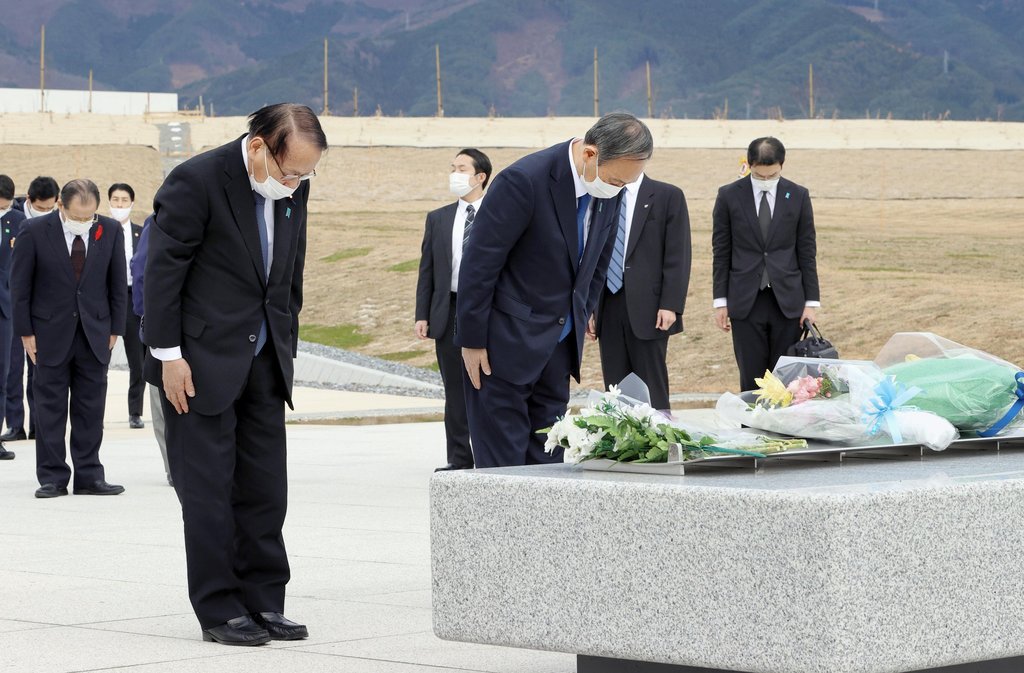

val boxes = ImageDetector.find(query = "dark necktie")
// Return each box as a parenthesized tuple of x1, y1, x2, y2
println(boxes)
(606, 196, 627, 293)
(759, 190, 771, 290)
(71, 235, 85, 282)
(462, 204, 475, 251)
(559, 194, 592, 343)
(253, 193, 269, 354)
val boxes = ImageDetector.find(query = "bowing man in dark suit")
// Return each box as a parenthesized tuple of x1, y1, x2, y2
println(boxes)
(458, 113, 653, 468)
(145, 104, 325, 646)
(11, 179, 127, 498)
(108, 183, 146, 429)
(0, 175, 25, 460)
(592, 172, 691, 411)
(712, 137, 820, 391)
(415, 149, 492, 471)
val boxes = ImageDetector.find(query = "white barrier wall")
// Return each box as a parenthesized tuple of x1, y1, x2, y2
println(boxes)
(0, 88, 178, 115)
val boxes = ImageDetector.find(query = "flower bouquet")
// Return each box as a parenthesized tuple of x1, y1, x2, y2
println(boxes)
(543, 386, 807, 465)
(715, 357, 959, 450)
(874, 333, 1024, 436)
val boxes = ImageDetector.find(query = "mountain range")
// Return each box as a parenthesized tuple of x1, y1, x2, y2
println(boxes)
(0, 0, 1021, 120)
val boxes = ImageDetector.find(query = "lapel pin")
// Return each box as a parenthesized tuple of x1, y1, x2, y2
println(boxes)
(644, 204, 649, 209)
(285, 207, 292, 219)
(785, 192, 791, 199)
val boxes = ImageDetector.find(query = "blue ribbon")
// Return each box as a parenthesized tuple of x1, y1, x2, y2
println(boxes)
(978, 371, 1024, 438)
(862, 377, 922, 443)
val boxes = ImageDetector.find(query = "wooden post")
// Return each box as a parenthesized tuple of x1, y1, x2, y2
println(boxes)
(323, 38, 330, 115)
(39, 25, 45, 111)
(353, 87, 359, 116)
(593, 47, 599, 117)
(88, 68, 93, 113)
(435, 44, 443, 117)
(808, 63, 815, 118)
(646, 60, 653, 117)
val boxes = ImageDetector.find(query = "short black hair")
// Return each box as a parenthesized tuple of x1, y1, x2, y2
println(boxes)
(457, 148, 492, 189)
(248, 103, 328, 161)
(28, 176, 60, 203)
(108, 183, 135, 201)
(0, 175, 14, 200)
(60, 179, 101, 209)
(747, 137, 786, 167)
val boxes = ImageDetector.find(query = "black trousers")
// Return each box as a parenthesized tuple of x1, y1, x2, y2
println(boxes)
(436, 293, 472, 467)
(33, 323, 108, 488)
(6, 328, 34, 434)
(464, 336, 573, 468)
(123, 286, 145, 416)
(597, 288, 671, 411)
(163, 345, 290, 629)
(730, 288, 804, 391)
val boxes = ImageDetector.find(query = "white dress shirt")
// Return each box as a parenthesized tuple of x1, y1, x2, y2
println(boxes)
(121, 219, 134, 287)
(618, 172, 644, 251)
(569, 139, 595, 248)
(450, 195, 483, 293)
(713, 179, 820, 309)
(153, 137, 276, 362)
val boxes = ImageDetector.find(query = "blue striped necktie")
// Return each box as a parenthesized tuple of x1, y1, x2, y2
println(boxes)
(606, 196, 627, 293)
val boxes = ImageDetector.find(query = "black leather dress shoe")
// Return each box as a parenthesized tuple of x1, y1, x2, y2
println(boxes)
(35, 483, 68, 498)
(129, 415, 145, 429)
(434, 463, 473, 472)
(0, 444, 14, 460)
(252, 612, 308, 640)
(202, 615, 270, 646)
(0, 428, 26, 441)
(73, 480, 125, 495)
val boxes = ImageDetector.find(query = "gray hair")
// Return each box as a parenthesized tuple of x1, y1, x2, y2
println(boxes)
(60, 178, 100, 208)
(584, 112, 653, 162)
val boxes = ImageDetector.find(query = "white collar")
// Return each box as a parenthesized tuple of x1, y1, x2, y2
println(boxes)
(568, 138, 587, 199)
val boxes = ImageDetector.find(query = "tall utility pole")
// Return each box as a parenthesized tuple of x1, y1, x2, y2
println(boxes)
(323, 38, 330, 115)
(808, 63, 815, 118)
(39, 25, 45, 111)
(88, 69, 93, 113)
(353, 87, 359, 116)
(435, 44, 443, 117)
(593, 47, 599, 117)
(646, 60, 653, 117)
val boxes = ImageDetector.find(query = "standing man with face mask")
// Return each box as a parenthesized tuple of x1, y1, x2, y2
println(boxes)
(108, 183, 145, 429)
(145, 103, 326, 646)
(0, 175, 24, 461)
(457, 113, 653, 468)
(415, 149, 492, 472)
(4, 175, 59, 443)
(712, 137, 820, 391)
(11, 179, 127, 498)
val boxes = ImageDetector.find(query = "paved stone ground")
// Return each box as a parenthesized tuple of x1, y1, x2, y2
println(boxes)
(0, 370, 575, 673)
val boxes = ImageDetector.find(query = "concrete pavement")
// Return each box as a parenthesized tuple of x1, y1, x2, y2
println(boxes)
(0, 370, 573, 673)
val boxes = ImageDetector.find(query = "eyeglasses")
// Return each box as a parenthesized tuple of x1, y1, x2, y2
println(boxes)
(267, 148, 317, 182)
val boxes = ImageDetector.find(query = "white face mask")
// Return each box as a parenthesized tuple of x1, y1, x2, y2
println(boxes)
(28, 204, 53, 219)
(110, 206, 133, 222)
(449, 172, 474, 198)
(61, 212, 93, 237)
(249, 145, 297, 201)
(750, 176, 780, 193)
(580, 155, 623, 199)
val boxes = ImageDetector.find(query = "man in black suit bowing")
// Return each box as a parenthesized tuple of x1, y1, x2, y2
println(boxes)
(712, 137, 820, 391)
(592, 172, 691, 411)
(11, 179, 127, 497)
(0, 175, 24, 460)
(145, 103, 325, 646)
(108, 183, 146, 429)
(458, 113, 653, 468)
(415, 149, 492, 471)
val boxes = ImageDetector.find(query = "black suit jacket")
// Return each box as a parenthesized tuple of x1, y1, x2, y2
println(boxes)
(597, 174, 691, 340)
(11, 212, 127, 366)
(712, 175, 819, 321)
(415, 202, 458, 338)
(0, 209, 26, 320)
(130, 222, 142, 254)
(456, 140, 619, 384)
(144, 135, 308, 416)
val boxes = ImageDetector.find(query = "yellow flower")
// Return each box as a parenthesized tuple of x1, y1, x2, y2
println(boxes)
(753, 370, 793, 408)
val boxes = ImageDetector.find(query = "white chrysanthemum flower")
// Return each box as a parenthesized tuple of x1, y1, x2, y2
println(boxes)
(607, 384, 622, 397)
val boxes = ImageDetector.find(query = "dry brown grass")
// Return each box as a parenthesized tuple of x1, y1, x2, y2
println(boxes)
(3, 143, 1021, 394)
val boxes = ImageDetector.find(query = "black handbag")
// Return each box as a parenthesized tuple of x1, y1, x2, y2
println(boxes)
(786, 320, 839, 359)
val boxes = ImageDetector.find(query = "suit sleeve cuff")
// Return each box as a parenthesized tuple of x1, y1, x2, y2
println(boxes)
(150, 346, 182, 361)
(805, 301, 821, 308)
(713, 297, 728, 308)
